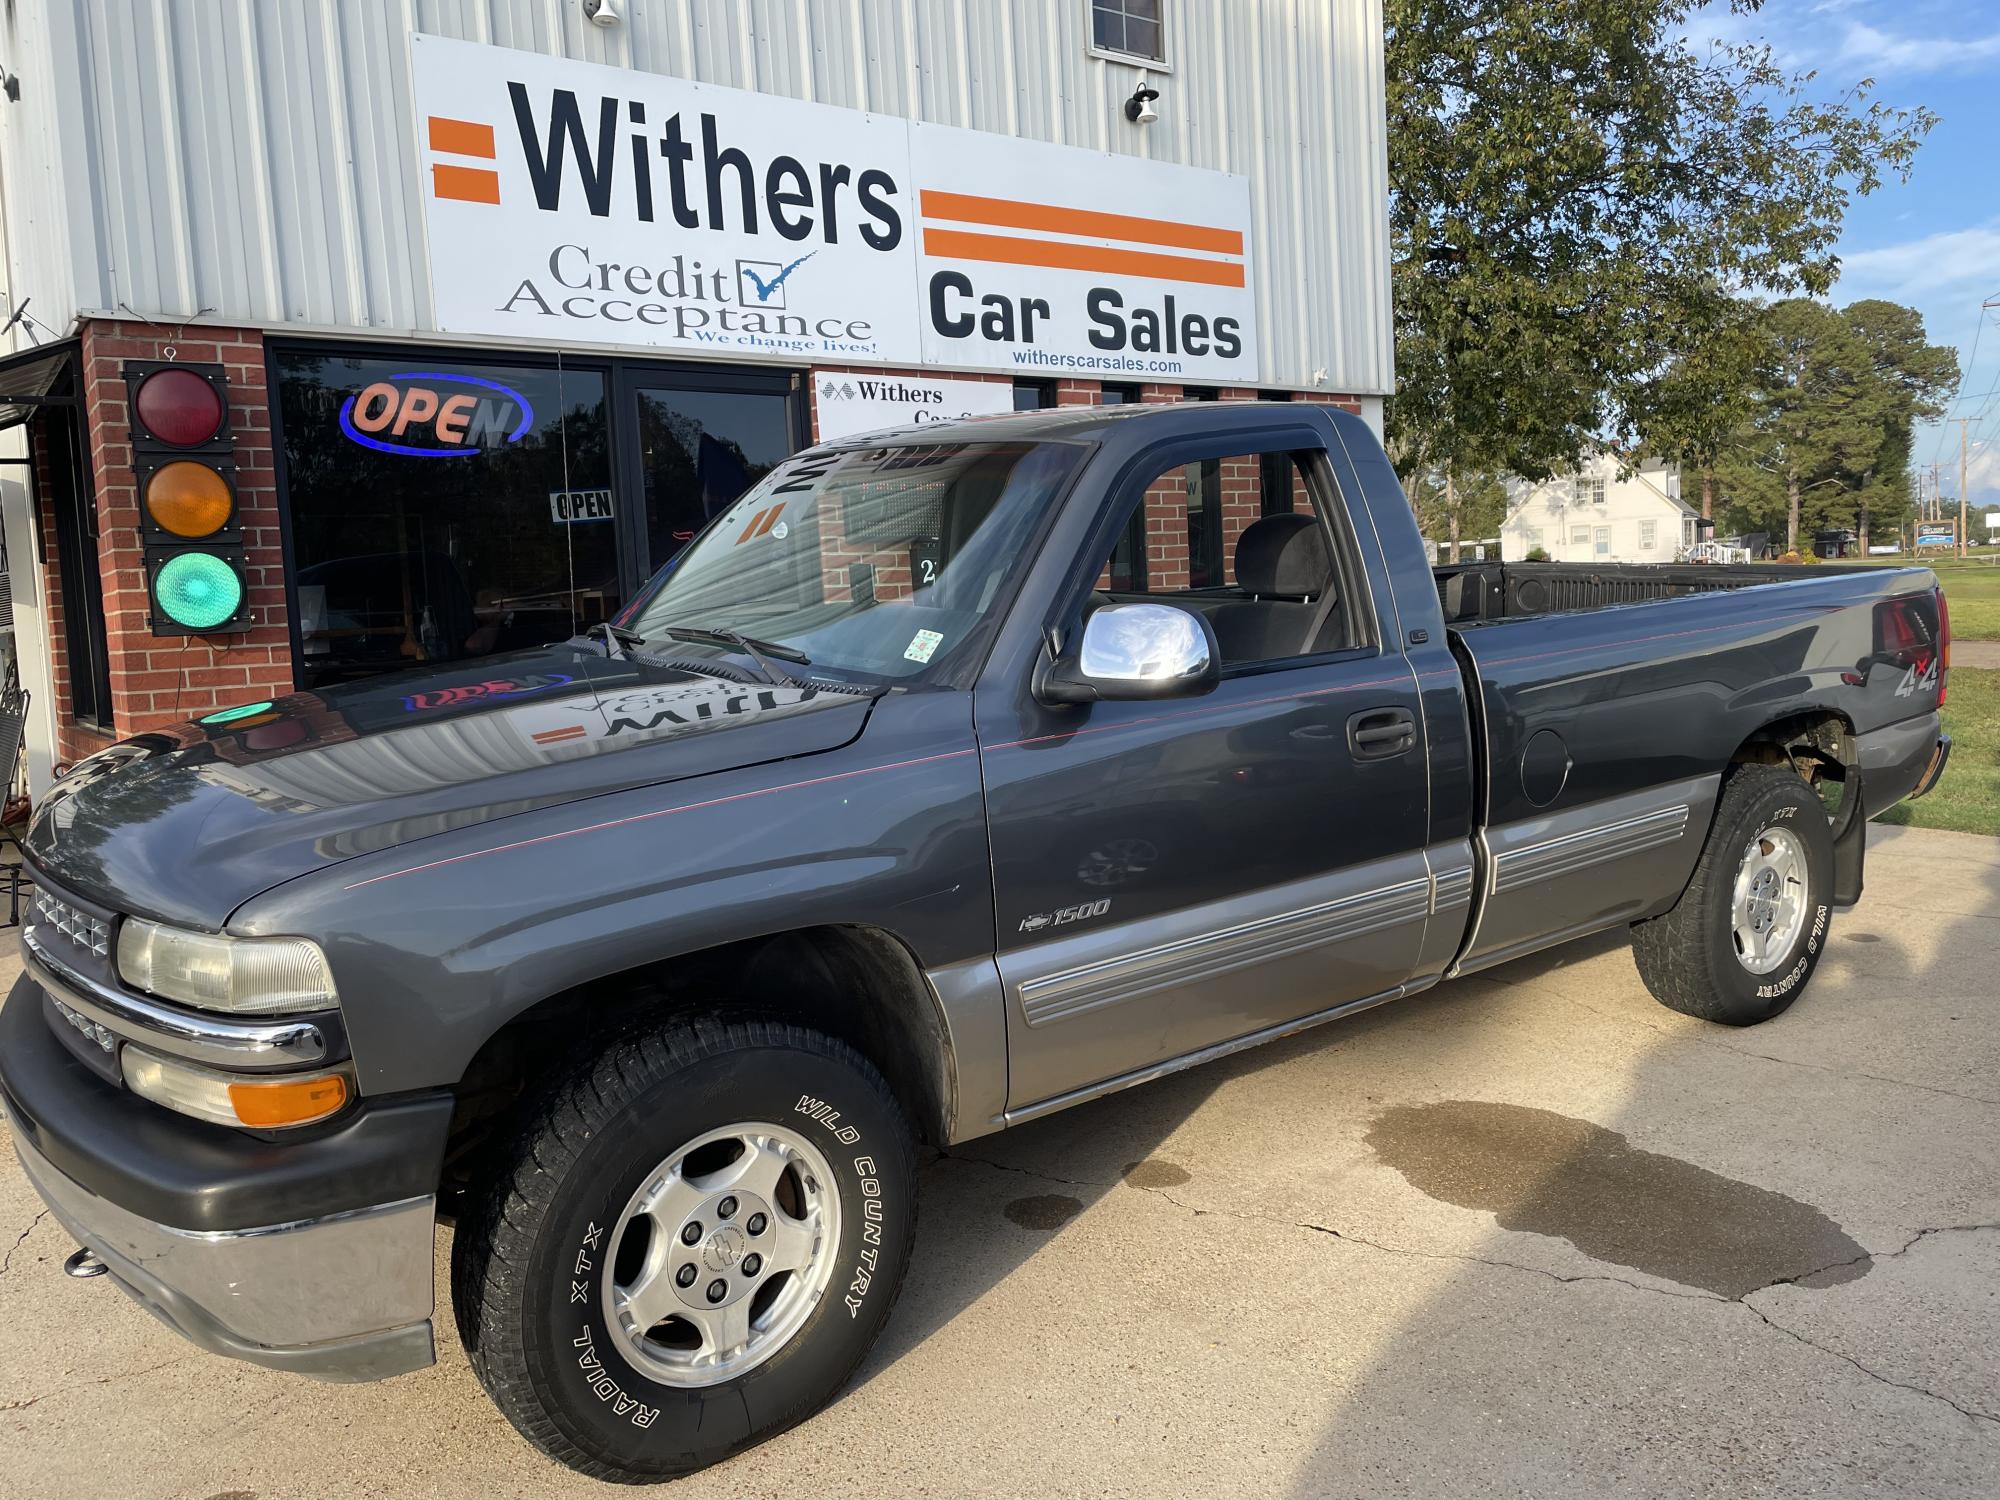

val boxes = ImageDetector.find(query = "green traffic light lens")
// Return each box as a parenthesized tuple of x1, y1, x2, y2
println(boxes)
(154, 552, 244, 631)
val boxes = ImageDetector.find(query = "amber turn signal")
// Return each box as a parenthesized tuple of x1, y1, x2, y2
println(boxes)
(227, 1072, 350, 1128)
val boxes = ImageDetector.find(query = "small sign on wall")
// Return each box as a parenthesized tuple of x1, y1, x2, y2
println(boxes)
(812, 371, 1014, 443)
(550, 487, 614, 523)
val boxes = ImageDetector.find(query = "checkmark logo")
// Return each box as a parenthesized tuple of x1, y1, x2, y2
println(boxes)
(736, 253, 815, 309)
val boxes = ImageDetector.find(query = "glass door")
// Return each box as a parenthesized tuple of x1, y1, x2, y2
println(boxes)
(614, 366, 802, 589)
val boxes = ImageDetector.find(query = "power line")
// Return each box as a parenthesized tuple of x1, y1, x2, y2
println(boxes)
(1963, 312, 2000, 429)
(1929, 291, 2000, 467)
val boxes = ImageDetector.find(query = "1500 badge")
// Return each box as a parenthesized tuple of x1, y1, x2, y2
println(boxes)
(1018, 898, 1112, 933)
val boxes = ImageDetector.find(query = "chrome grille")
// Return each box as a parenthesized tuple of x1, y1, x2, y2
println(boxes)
(31, 889, 112, 960)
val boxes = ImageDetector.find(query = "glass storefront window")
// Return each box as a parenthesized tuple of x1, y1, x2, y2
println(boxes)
(633, 385, 793, 568)
(274, 350, 612, 688)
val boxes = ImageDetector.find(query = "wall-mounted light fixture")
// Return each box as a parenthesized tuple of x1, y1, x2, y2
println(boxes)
(1124, 72, 1159, 125)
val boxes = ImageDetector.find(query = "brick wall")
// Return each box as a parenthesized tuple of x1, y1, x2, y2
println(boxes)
(54, 320, 293, 752)
(1137, 384, 1191, 589)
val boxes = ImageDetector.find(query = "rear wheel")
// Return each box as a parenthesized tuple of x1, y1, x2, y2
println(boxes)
(1631, 765, 1834, 1025)
(452, 1018, 917, 1482)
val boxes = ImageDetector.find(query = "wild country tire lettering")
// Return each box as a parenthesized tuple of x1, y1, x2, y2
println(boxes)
(795, 1095, 887, 1319)
(1756, 904, 1829, 999)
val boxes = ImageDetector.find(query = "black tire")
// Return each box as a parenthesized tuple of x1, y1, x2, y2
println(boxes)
(1630, 765, 1835, 1026)
(451, 1018, 917, 1483)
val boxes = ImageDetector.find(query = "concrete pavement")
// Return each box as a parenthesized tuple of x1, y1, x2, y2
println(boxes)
(2, 823, 1995, 1498)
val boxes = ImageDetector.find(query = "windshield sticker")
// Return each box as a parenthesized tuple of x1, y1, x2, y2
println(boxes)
(903, 628, 944, 664)
(735, 503, 788, 544)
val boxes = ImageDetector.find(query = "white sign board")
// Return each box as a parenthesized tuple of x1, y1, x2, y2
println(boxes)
(549, 487, 614, 523)
(907, 123, 1256, 382)
(411, 36, 1258, 382)
(811, 371, 1014, 442)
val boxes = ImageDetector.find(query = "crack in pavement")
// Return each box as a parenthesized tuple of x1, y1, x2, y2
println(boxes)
(1, 1356, 195, 1414)
(940, 1151, 2000, 1430)
(1737, 1298, 2000, 1428)
(1, 1207, 50, 1278)
(1551, 990, 1999, 1108)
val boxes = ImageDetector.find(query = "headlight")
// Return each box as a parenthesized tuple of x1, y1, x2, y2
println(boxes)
(121, 1047, 349, 1129)
(116, 919, 338, 1015)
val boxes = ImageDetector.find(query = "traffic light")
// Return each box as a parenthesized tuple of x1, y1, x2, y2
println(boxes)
(125, 361, 252, 635)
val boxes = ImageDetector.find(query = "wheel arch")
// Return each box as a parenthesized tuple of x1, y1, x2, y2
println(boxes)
(442, 923, 959, 1203)
(1723, 705, 1865, 905)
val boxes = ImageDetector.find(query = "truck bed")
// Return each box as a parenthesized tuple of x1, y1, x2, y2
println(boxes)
(1432, 560, 1880, 625)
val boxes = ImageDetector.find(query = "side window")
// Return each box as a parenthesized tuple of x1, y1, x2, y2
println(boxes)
(1089, 446, 1363, 668)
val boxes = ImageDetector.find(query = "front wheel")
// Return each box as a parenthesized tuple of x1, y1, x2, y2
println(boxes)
(452, 1018, 917, 1482)
(1631, 764, 1835, 1025)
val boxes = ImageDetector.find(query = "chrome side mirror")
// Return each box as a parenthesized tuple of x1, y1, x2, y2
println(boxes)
(1037, 602, 1221, 705)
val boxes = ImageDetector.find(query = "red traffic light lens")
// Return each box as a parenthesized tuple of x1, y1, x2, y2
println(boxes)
(134, 368, 224, 446)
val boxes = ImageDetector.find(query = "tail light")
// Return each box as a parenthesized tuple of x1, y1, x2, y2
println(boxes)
(1872, 592, 1944, 701)
(1936, 584, 1951, 706)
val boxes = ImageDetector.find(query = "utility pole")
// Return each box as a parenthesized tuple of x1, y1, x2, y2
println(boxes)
(1960, 419, 1974, 560)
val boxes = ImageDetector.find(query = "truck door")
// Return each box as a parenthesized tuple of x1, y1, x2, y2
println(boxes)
(976, 430, 1433, 1112)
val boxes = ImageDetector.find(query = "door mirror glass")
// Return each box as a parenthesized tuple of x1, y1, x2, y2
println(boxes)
(1039, 602, 1220, 704)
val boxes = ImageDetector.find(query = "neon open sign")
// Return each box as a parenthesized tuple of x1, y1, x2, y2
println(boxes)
(338, 371, 534, 458)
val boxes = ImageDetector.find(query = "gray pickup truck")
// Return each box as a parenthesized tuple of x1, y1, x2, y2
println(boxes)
(2, 402, 1950, 1481)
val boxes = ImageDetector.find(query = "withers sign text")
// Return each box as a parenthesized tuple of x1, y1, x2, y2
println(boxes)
(412, 36, 1258, 382)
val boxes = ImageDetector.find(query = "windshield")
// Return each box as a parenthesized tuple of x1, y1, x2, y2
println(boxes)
(618, 439, 1082, 684)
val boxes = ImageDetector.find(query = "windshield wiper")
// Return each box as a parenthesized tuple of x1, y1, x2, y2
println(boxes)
(660, 625, 811, 685)
(579, 621, 646, 659)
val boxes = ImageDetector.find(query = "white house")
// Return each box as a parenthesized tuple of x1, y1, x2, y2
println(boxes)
(1499, 453, 1701, 563)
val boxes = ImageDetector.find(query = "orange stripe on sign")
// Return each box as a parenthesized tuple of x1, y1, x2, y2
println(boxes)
(433, 164, 501, 205)
(428, 116, 496, 158)
(921, 228, 1246, 288)
(920, 190, 1243, 256)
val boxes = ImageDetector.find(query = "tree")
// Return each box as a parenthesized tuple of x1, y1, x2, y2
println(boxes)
(1632, 297, 1774, 521)
(1385, 0, 1935, 485)
(1713, 299, 1955, 552)
(1841, 299, 1958, 546)
(1408, 467, 1509, 562)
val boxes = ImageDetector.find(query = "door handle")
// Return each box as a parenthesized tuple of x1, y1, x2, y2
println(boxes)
(1347, 707, 1417, 759)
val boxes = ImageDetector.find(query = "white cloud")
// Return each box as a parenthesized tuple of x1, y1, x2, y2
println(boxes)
(1836, 220, 2000, 300)
(1967, 442, 2000, 495)
(1831, 20, 2000, 75)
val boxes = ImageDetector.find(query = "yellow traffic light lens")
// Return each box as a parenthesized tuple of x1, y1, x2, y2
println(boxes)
(145, 461, 233, 537)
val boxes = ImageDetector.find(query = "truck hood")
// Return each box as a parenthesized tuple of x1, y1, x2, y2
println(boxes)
(23, 644, 872, 928)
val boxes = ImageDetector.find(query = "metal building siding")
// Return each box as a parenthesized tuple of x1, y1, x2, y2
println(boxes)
(39, 0, 1390, 394)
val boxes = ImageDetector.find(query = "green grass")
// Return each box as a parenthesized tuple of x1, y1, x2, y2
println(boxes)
(1934, 563, 2000, 642)
(1875, 665, 2000, 837)
(1851, 554, 2000, 640)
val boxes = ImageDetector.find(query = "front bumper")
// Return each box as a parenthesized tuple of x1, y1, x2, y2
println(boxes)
(0, 978, 452, 1381)
(14, 1127, 437, 1381)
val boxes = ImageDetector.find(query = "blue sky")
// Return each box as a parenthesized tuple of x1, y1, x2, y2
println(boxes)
(1693, 0, 2000, 504)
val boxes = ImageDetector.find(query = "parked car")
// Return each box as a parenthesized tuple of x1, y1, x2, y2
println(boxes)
(2, 403, 1950, 1481)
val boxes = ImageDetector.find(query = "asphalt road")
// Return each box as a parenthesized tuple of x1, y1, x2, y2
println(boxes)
(2, 823, 1996, 1499)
